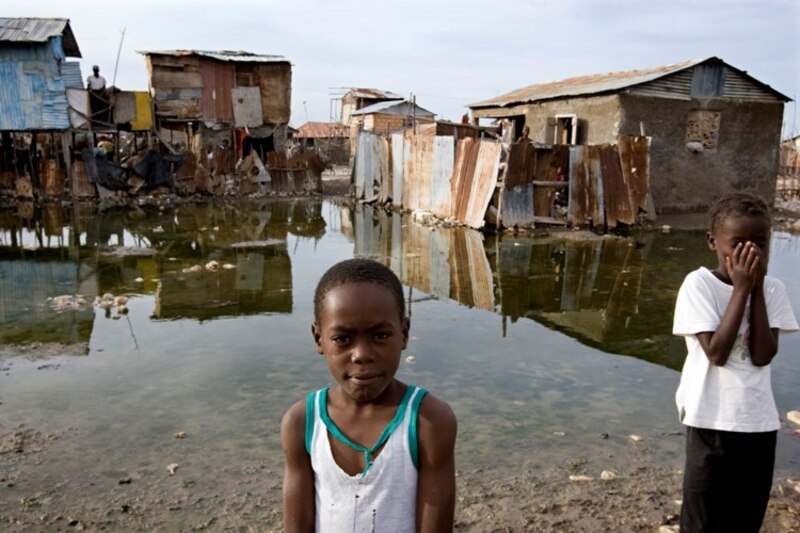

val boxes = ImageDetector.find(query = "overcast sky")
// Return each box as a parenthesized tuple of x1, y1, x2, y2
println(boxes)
(6, 0, 800, 137)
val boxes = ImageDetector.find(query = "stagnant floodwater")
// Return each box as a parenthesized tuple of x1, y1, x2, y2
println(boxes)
(1, 198, 798, 517)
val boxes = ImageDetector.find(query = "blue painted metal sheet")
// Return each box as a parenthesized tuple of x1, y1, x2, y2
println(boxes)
(0, 40, 70, 130)
(61, 61, 83, 89)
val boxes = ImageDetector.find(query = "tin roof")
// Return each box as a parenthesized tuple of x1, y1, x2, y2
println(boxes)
(351, 100, 435, 117)
(469, 57, 789, 109)
(0, 17, 81, 57)
(344, 88, 403, 100)
(295, 121, 347, 138)
(139, 49, 289, 63)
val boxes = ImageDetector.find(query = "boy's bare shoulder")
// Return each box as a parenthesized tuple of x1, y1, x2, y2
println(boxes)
(281, 398, 307, 436)
(418, 392, 457, 431)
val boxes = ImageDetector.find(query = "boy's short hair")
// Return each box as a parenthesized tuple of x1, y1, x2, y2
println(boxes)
(709, 192, 771, 232)
(314, 258, 405, 322)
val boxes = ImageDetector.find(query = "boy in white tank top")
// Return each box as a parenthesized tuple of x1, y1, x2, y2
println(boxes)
(281, 258, 457, 532)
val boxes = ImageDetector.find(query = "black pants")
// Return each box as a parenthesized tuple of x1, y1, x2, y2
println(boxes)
(681, 426, 776, 533)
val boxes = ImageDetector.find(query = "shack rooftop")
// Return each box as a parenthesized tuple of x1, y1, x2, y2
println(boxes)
(0, 17, 81, 57)
(470, 57, 790, 109)
(138, 49, 289, 63)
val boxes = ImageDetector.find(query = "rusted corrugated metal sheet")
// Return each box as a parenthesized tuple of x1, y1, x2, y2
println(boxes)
(599, 144, 634, 228)
(430, 136, 454, 219)
(404, 132, 434, 211)
(504, 142, 536, 188)
(533, 145, 569, 217)
(618, 135, 651, 215)
(568, 146, 597, 227)
(451, 138, 480, 221)
(464, 141, 501, 229)
(199, 59, 235, 122)
(391, 133, 405, 207)
(231, 86, 263, 127)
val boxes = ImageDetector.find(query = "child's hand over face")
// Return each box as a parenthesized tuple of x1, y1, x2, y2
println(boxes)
(726, 242, 761, 292)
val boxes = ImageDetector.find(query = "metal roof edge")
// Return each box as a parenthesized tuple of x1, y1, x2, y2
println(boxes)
(468, 57, 791, 108)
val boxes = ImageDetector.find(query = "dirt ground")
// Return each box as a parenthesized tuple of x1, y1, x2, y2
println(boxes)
(2, 392, 799, 531)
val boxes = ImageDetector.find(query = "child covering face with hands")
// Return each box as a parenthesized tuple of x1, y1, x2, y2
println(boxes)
(672, 193, 797, 532)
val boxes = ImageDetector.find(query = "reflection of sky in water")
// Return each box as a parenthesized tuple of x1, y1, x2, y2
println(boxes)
(0, 200, 798, 485)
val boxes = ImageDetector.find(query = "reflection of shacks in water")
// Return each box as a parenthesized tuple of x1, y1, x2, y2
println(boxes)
(0, 200, 329, 331)
(342, 201, 696, 370)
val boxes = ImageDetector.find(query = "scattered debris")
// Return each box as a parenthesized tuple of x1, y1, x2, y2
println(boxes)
(569, 475, 593, 482)
(405, 355, 416, 365)
(174, 432, 187, 439)
(205, 260, 220, 272)
(118, 477, 132, 485)
(222, 263, 236, 270)
(600, 470, 617, 481)
(629, 434, 643, 442)
(167, 463, 179, 475)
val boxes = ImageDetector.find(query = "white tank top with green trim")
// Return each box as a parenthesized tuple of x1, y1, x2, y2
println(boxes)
(305, 385, 427, 533)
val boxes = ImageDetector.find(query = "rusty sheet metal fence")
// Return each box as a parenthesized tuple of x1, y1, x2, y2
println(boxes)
(355, 131, 648, 230)
(355, 131, 501, 229)
(499, 136, 650, 229)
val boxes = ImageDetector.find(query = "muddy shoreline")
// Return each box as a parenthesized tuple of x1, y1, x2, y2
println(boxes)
(2, 410, 799, 531)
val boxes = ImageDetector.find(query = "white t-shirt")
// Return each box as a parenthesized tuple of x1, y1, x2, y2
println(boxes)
(673, 267, 798, 432)
(87, 74, 106, 90)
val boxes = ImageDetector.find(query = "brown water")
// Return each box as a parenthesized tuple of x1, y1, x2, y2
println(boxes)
(1, 198, 798, 524)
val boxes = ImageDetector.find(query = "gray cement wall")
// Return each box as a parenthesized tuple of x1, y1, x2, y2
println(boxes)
(471, 95, 620, 144)
(523, 95, 620, 145)
(619, 94, 783, 213)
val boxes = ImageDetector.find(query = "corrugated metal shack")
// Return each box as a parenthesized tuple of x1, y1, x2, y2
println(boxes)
(353, 126, 650, 230)
(340, 88, 403, 127)
(0, 18, 82, 197)
(0, 18, 82, 131)
(348, 99, 436, 155)
(140, 49, 310, 195)
(295, 121, 350, 164)
(469, 57, 790, 212)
